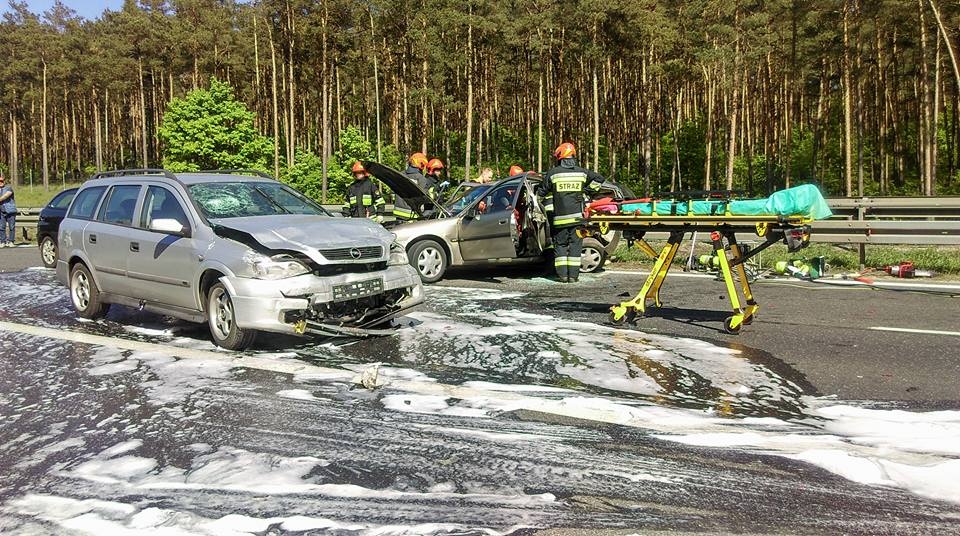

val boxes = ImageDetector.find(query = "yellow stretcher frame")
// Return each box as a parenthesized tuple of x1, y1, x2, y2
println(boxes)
(588, 213, 812, 334)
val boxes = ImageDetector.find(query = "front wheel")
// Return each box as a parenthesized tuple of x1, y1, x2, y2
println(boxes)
(207, 282, 257, 350)
(40, 235, 58, 269)
(70, 263, 110, 319)
(580, 237, 609, 274)
(409, 239, 448, 283)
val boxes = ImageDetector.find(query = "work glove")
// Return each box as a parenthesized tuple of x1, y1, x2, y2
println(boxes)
(369, 214, 385, 224)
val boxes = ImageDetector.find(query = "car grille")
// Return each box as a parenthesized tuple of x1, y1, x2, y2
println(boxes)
(314, 261, 388, 276)
(319, 246, 384, 261)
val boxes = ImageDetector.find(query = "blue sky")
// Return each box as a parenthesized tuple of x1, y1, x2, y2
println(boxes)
(2, 0, 124, 20)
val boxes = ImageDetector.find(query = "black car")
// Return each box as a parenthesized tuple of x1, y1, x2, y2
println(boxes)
(37, 188, 78, 268)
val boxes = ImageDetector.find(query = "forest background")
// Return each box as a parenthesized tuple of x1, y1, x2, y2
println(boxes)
(1, 0, 959, 203)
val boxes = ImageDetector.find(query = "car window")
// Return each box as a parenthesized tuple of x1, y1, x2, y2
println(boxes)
(188, 181, 329, 219)
(445, 184, 490, 215)
(97, 185, 141, 226)
(481, 181, 520, 214)
(67, 186, 107, 220)
(49, 190, 76, 210)
(140, 186, 190, 231)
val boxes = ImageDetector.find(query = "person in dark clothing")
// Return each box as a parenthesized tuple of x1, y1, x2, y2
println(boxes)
(541, 142, 604, 282)
(0, 173, 16, 247)
(342, 161, 385, 222)
(425, 158, 445, 199)
(393, 152, 431, 221)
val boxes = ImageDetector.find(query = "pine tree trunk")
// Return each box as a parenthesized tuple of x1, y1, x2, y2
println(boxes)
(464, 5, 474, 181)
(842, 1, 855, 196)
(42, 59, 49, 189)
(269, 23, 280, 178)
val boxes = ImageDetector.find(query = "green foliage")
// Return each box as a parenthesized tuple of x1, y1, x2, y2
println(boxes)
(158, 78, 272, 173)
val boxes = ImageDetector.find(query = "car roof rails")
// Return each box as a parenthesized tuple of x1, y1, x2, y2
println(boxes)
(92, 168, 179, 181)
(196, 169, 275, 180)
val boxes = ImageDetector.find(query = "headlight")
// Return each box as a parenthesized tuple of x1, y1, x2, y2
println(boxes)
(388, 241, 409, 266)
(248, 254, 310, 279)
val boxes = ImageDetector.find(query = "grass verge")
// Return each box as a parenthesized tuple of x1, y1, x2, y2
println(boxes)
(610, 241, 960, 274)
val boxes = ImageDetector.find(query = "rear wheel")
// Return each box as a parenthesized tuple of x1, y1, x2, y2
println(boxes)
(39, 235, 58, 269)
(409, 239, 448, 283)
(580, 237, 608, 274)
(207, 282, 257, 350)
(70, 263, 110, 319)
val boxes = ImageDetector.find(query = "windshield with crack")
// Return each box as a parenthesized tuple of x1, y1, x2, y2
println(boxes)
(189, 181, 329, 219)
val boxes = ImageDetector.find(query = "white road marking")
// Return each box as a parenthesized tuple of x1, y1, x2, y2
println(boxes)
(869, 326, 960, 337)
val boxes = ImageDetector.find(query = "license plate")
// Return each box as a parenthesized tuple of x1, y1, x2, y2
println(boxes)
(332, 278, 383, 302)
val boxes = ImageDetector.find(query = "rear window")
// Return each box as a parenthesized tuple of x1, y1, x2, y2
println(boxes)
(48, 190, 76, 210)
(67, 187, 107, 220)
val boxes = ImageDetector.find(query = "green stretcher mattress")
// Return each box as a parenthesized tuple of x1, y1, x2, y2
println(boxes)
(618, 184, 833, 220)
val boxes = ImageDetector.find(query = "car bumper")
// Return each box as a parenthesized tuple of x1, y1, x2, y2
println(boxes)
(223, 264, 424, 335)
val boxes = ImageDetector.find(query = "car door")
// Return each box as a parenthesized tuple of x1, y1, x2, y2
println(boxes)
(125, 184, 201, 310)
(85, 184, 143, 297)
(458, 180, 520, 261)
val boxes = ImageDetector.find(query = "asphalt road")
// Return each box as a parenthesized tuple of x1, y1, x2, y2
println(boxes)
(1, 248, 959, 534)
(435, 264, 960, 405)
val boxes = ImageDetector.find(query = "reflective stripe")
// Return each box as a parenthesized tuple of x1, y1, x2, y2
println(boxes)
(553, 217, 581, 226)
(544, 203, 555, 212)
(374, 197, 386, 206)
(362, 194, 373, 206)
(393, 208, 418, 219)
(551, 172, 588, 183)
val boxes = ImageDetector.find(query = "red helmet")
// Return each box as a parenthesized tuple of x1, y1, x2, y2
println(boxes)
(426, 158, 445, 173)
(409, 152, 429, 170)
(508, 165, 524, 176)
(351, 161, 367, 175)
(553, 142, 576, 160)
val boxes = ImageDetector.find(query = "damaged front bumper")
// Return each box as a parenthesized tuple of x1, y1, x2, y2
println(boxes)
(221, 264, 424, 337)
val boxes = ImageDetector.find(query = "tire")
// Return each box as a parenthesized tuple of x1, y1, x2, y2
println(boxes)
(580, 237, 608, 274)
(409, 239, 448, 283)
(207, 282, 257, 350)
(39, 235, 58, 269)
(70, 263, 110, 319)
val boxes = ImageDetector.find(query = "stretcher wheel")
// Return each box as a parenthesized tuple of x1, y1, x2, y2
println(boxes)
(723, 316, 742, 335)
(609, 306, 636, 325)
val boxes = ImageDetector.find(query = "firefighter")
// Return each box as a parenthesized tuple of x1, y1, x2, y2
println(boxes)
(393, 152, 430, 221)
(342, 161, 385, 222)
(541, 142, 604, 283)
(508, 165, 524, 177)
(425, 158, 445, 198)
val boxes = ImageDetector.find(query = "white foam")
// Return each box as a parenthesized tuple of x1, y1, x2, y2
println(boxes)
(276, 389, 323, 402)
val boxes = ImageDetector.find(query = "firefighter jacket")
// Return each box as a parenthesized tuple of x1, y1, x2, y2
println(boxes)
(342, 177, 385, 219)
(541, 159, 604, 228)
(393, 165, 432, 220)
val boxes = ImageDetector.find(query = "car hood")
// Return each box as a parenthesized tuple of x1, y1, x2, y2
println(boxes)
(364, 161, 448, 218)
(211, 215, 394, 264)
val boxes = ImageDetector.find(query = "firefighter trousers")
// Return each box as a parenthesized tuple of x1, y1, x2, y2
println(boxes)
(552, 226, 582, 281)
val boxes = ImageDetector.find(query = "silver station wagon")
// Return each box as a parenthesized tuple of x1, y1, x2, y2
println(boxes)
(56, 169, 424, 350)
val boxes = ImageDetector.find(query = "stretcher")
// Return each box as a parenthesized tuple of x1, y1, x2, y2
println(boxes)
(585, 185, 833, 334)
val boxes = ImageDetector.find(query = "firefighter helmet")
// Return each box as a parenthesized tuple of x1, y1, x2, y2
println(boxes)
(409, 152, 429, 170)
(426, 158, 445, 173)
(553, 142, 576, 160)
(351, 161, 367, 175)
(508, 165, 524, 176)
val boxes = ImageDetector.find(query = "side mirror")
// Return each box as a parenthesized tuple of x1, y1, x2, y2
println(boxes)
(151, 218, 189, 237)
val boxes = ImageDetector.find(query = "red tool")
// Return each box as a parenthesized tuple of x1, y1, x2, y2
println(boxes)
(884, 262, 916, 278)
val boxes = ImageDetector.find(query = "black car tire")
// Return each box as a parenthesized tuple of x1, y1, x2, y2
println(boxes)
(207, 282, 257, 350)
(409, 239, 448, 283)
(70, 263, 111, 319)
(580, 237, 608, 274)
(39, 235, 58, 269)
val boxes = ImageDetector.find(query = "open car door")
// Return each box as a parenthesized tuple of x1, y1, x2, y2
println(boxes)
(458, 179, 521, 261)
(363, 161, 448, 219)
(515, 177, 549, 257)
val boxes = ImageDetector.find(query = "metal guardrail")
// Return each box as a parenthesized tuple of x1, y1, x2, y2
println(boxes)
(14, 197, 960, 248)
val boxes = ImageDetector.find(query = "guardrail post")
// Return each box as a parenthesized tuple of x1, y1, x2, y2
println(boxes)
(857, 202, 866, 269)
